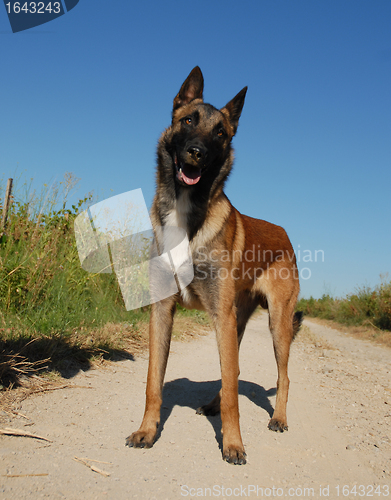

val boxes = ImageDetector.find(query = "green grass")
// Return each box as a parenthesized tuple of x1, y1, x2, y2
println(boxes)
(0, 175, 153, 385)
(297, 278, 391, 332)
(175, 304, 210, 326)
(0, 175, 148, 336)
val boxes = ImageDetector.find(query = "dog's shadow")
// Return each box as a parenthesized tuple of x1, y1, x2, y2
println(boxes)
(157, 378, 276, 451)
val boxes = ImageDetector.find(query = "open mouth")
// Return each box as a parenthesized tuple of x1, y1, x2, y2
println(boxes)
(174, 155, 202, 186)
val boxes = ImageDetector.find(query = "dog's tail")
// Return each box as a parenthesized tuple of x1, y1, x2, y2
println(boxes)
(292, 311, 303, 340)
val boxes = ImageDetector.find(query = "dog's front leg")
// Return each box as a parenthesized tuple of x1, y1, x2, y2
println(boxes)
(126, 297, 176, 449)
(216, 309, 246, 465)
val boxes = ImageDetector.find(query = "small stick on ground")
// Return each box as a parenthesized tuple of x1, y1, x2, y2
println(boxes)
(0, 427, 52, 442)
(76, 457, 112, 465)
(3, 473, 48, 478)
(12, 411, 29, 420)
(73, 456, 111, 477)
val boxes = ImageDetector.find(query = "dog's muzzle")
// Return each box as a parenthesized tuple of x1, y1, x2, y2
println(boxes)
(174, 153, 203, 186)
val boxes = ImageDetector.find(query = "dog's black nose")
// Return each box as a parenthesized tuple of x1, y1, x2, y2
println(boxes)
(187, 146, 204, 162)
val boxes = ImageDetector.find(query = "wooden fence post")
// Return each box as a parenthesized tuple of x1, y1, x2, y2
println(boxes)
(1, 178, 13, 234)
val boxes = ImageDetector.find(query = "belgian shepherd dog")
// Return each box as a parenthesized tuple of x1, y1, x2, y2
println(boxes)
(126, 67, 302, 464)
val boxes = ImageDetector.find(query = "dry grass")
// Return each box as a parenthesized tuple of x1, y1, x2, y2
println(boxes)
(0, 345, 50, 388)
(0, 322, 150, 389)
(71, 321, 150, 357)
(172, 315, 211, 341)
(304, 316, 391, 348)
(0, 375, 74, 422)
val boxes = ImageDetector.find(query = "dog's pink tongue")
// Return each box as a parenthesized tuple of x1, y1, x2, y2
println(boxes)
(182, 168, 201, 185)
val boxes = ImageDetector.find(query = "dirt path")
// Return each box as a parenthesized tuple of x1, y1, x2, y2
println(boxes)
(0, 315, 390, 499)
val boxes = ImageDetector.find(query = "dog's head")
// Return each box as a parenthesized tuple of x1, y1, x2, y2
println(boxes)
(164, 67, 247, 188)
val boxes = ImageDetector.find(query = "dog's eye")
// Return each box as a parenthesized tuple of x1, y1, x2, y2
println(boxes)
(184, 117, 192, 125)
(217, 128, 226, 137)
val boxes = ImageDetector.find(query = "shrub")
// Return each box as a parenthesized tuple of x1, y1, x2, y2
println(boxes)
(297, 278, 391, 331)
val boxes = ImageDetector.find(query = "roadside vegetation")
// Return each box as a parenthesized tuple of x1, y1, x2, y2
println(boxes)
(297, 278, 391, 345)
(0, 174, 209, 389)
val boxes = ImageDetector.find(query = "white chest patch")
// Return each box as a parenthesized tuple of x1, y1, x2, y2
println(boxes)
(164, 191, 194, 303)
(165, 190, 192, 233)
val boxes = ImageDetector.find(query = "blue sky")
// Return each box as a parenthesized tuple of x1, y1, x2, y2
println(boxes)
(1, 0, 390, 299)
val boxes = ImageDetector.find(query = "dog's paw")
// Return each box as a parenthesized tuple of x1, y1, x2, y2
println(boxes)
(222, 447, 247, 465)
(125, 430, 155, 449)
(196, 393, 221, 416)
(196, 404, 220, 416)
(268, 418, 288, 432)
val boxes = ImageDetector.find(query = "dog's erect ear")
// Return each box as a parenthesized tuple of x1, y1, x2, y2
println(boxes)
(173, 67, 204, 111)
(221, 87, 247, 136)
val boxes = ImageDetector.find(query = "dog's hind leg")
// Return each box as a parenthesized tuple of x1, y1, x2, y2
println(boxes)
(267, 287, 299, 433)
(126, 297, 176, 449)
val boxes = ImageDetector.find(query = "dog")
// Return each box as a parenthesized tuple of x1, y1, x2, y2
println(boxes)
(126, 67, 302, 464)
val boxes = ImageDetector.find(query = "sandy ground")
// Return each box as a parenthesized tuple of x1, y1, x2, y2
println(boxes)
(0, 314, 390, 499)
